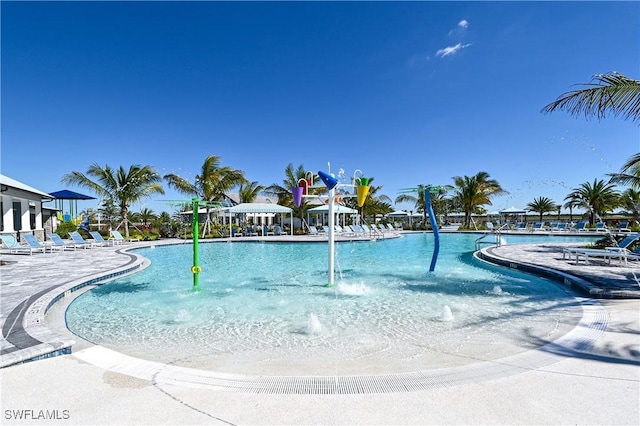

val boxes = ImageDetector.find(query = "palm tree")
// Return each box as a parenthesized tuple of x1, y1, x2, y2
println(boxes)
(238, 180, 265, 203)
(526, 197, 558, 222)
(563, 193, 582, 223)
(541, 72, 640, 123)
(566, 179, 620, 225)
(264, 163, 325, 229)
(164, 155, 246, 236)
(609, 152, 640, 188)
(619, 188, 640, 225)
(62, 163, 165, 237)
(395, 184, 427, 226)
(138, 207, 157, 227)
(452, 172, 507, 229)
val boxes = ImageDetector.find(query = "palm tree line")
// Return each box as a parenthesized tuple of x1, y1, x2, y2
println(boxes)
(63, 72, 640, 236)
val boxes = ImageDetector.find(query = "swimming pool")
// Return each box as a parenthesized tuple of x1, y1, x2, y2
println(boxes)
(66, 233, 599, 375)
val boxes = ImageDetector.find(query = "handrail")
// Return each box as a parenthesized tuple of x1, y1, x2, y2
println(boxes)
(475, 223, 509, 251)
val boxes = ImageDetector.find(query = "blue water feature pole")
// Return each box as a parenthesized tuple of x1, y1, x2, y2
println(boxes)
(425, 186, 441, 273)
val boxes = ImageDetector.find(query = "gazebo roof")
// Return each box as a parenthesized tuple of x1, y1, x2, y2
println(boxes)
(225, 202, 292, 214)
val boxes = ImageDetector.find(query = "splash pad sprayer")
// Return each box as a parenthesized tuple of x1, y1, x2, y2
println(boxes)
(399, 185, 449, 273)
(292, 163, 371, 287)
(185, 198, 221, 291)
(191, 198, 203, 290)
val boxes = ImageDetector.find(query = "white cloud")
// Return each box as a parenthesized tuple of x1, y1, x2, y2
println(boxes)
(458, 19, 469, 28)
(436, 43, 471, 57)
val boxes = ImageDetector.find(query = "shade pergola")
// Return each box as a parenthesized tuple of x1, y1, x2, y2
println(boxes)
(308, 205, 357, 214)
(308, 204, 357, 227)
(48, 189, 96, 222)
(225, 203, 294, 235)
(500, 206, 527, 215)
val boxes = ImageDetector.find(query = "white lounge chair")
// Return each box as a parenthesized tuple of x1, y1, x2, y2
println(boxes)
(110, 230, 140, 243)
(69, 231, 100, 248)
(562, 247, 628, 265)
(0, 234, 44, 255)
(89, 231, 114, 246)
(21, 234, 50, 254)
(48, 233, 79, 251)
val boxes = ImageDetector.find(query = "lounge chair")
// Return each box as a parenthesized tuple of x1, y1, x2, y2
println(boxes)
(574, 221, 588, 232)
(562, 247, 628, 265)
(110, 230, 140, 243)
(0, 234, 43, 255)
(89, 231, 114, 246)
(617, 221, 631, 233)
(532, 221, 545, 231)
(308, 225, 320, 236)
(594, 222, 609, 232)
(69, 231, 99, 248)
(21, 234, 50, 254)
(273, 225, 285, 236)
(263, 226, 274, 236)
(48, 233, 79, 251)
(514, 222, 528, 231)
(604, 233, 640, 257)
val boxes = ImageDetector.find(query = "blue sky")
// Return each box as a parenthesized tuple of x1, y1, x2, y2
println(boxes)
(2, 1, 639, 215)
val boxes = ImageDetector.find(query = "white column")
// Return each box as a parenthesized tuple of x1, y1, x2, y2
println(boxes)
(1, 196, 14, 232)
(34, 202, 43, 230)
(20, 199, 30, 231)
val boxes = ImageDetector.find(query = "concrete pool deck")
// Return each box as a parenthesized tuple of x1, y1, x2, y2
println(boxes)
(1, 236, 639, 424)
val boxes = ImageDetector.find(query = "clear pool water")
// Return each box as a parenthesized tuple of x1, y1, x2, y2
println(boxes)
(66, 233, 599, 375)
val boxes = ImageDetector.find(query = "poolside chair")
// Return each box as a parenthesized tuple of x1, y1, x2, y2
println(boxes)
(514, 222, 528, 231)
(605, 233, 640, 255)
(69, 231, 100, 248)
(110, 230, 140, 243)
(273, 225, 285, 236)
(574, 221, 588, 232)
(617, 221, 631, 233)
(562, 247, 628, 265)
(48, 233, 79, 251)
(21, 234, 50, 254)
(89, 231, 114, 246)
(0, 234, 42, 255)
(532, 222, 545, 231)
(308, 225, 320, 236)
(594, 222, 609, 232)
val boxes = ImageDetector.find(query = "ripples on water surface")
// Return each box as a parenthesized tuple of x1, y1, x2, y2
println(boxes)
(66, 233, 596, 374)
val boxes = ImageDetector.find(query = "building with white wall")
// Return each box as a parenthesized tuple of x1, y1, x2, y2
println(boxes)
(0, 174, 54, 240)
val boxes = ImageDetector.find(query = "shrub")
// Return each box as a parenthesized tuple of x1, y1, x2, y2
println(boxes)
(55, 221, 77, 239)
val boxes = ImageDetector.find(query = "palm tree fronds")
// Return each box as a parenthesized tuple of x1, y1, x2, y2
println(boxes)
(541, 72, 640, 123)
